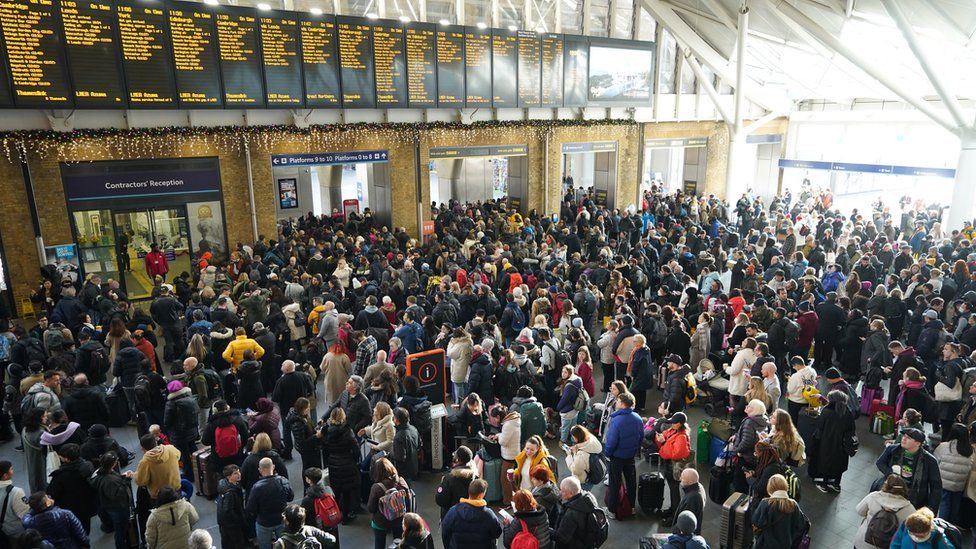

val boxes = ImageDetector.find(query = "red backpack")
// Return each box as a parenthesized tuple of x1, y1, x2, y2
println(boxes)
(213, 424, 241, 458)
(314, 492, 343, 528)
(511, 520, 539, 549)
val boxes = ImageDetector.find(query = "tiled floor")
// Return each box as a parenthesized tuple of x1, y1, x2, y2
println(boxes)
(6, 368, 971, 549)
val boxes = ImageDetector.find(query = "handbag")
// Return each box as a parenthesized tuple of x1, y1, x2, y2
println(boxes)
(671, 450, 695, 481)
(935, 379, 962, 402)
(45, 444, 61, 477)
(842, 434, 859, 457)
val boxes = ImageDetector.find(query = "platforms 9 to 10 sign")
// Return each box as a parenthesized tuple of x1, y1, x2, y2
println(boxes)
(0, 0, 654, 109)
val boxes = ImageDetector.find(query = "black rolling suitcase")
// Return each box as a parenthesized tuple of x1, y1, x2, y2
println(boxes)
(720, 492, 752, 549)
(708, 465, 733, 504)
(637, 472, 665, 513)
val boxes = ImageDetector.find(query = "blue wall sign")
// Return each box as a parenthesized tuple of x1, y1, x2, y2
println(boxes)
(778, 159, 956, 178)
(60, 157, 222, 201)
(271, 150, 389, 167)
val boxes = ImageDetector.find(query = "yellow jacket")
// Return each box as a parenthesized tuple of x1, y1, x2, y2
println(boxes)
(307, 305, 327, 335)
(134, 444, 182, 499)
(221, 335, 265, 371)
(513, 447, 556, 487)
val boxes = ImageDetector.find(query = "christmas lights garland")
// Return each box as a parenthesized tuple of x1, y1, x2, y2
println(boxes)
(0, 119, 639, 162)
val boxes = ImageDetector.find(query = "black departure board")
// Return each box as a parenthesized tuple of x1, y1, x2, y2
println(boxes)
(372, 22, 405, 108)
(117, 0, 175, 106)
(336, 15, 373, 107)
(0, 33, 11, 105)
(517, 31, 540, 107)
(491, 29, 516, 107)
(0, 0, 73, 106)
(436, 25, 463, 107)
(562, 35, 587, 107)
(404, 22, 435, 108)
(260, 13, 301, 106)
(168, 2, 221, 106)
(299, 14, 339, 107)
(216, 6, 264, 106)
(464, 26, 490, 107)
(540, 33, 562, 107)
(60, 0, 124, 106)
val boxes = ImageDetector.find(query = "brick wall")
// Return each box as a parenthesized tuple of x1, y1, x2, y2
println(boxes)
(0, 156, 39, 315)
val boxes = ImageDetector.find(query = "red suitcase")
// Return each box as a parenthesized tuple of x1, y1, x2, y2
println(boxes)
(192, 446, 218, 499)
(869, 398, 896, 418)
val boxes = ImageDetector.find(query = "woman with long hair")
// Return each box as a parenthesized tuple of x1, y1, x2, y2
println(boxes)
(750, 474, 808, 549)
(104, 317, 130, 364)
(366, 458, 411, 549)
(854, 475, 915, 549)
(747, 441, 788, 505)
(575, 346, 595, 398)
(183, 333, 211, 369)
(286, 397, 322, 471)
(398, 512, 434, 549)
(767, 409, 805, 467)
(240, 432, 289, 494)
(933, 422, 974, 524)
(513, 435, 556, 491)
(555, 365, 584, 443)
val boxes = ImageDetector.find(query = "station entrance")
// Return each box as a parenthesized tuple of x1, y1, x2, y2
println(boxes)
(428, 144, 529, 213)
(643, 137, 708, 195)
(561, 141, 618, 208)
(271, 150, 393, 230)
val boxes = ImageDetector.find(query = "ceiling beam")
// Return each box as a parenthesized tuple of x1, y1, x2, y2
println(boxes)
(684, 49, 733, 125)
(699, 0, 737, 31)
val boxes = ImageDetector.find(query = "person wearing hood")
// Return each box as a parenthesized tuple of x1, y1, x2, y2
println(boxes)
(39, 409, 84, 454)
(45, 443, 97, 534)
(217, 464, 249, 548)
(162, 380, 199, 480)
(112, 337, 147, 387)
(447, 328, 474, 401)
(502, 489, 552, 549)
(80, 424, 130, 468)
(202, 399, 249, 472)
(729, 399, 769, 493)
(552, 476, 599, 549)
(63, 373, 109, 433)
(809, 389, 857, 494)
(21, 490, 90, 549)
(467, 341, 495, 404)
(146, 485, 199, 549)
(660, 510, 708, 549)
(209, 321, 235, 372)
(90, 451, 134, 549)
(247, 397, 282, 451)
(442, 478, 503, 549)
(436, 447, 477, 519)
(565, 425, 603, 489)
(134, 433, 181, 512)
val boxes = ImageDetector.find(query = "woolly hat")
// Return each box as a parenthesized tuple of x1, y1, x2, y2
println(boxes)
(674, 511, 698, 535)
(167, 380, 185, 393)
(824, 367, 842, 380)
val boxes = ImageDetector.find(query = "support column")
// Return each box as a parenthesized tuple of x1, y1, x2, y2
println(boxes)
(725, 3, 748, 201)
(947, 133, 976, 231)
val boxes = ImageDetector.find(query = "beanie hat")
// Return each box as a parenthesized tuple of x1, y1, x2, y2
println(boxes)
(824, 367, 842, 380)
(674, 510, 697, 535)
(88, 424, 108, 438)
(572, 317, 583, 329)
(167, 380, 185, 393)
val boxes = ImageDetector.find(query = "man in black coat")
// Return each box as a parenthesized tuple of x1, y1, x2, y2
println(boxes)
(149, 285, 184, 363)
(672, 468, 705, 533)
(45, 443, 97, 533)
(553, 477, 600, 549)
(201, 400, 250, 473)
(163, 381, 200, 479)
(63, 373, 110, 433)
(51, 287, 87, 333)
(74, 329, 109, 387)
(814, 292, 846, 371)
(435, 447, 476, 518)
(272, 360, 315, 460)
(251, 322, 279, 396)
(325, 376, 371, 434)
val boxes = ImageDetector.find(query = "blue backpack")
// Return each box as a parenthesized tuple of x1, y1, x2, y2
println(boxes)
(510, 305, 526, 332)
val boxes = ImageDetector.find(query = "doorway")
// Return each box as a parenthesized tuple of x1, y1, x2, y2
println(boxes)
(114, 207, 191, 300)
(428, 145, 530, 213)
(643, 137, 708, 195)
(560, 141, 618, 208)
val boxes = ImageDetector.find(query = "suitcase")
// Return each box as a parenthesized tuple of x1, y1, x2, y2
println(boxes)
(192, 446, 217, 499)
(708, 465, 733, 504)
(481, 456, 503, 503)
(696, 420, 710, 465)
(870, 412, 895, 436)
(106, 389, 131, 428)
(720, 492, 752, 549)
(637, 472, 665, 513)
(869, 398, 896, 418)
(860, 386, 883, 417)
(709, 435, 727, 466)
(585, 403, 606, 437)
(604, 483, 632, 520)
(796, 407, 819, 447)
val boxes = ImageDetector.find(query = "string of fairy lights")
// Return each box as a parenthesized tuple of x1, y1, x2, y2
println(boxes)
(0, 119, 640, 163)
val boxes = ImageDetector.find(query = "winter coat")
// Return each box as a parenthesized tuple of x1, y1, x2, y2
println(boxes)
(39, 421, 84, 454)
(217, 478, 247, 530)
(663, 365, 691, 414)
(89, 469, 132, 513)
(839, 316, 869, 375)
(854, 491, 915, 549)
(46, 459, 97, 520)
(673, 482, 706, 535)
(502, 508, 552, 549)
(22, 505, 89, 549)
(62, 385, 110, 432)
(730, 413, 769, 459)
(861, 330, 891, 373)
(22, 427, 46, 494)
(726, 348, 755, 397)
(552, 491, 598, 549)
(367, 474, 411, 530)
(689, 325, 710, 370)
(112, 345, 147, 388)
(499, 412, 522, 460)
(750, 494, 807, 549)
(247, 406, 282, 450)
(889, 523, 954, 549)
(809, 401, 855, 478)
(447, 335, 474, 384)
(628, 346, 654, 392)
(236, 360, 264, 411)
(201, 408, 249, 463)
(321, 351, 352, 409)
(933, 439, 974, 492)
(222, 335, 265, 372)
(286, 409, 320, 467)
(917, 320, 946, 361)
(246, 474, 294, 527)
(163, 387, 200, 444)
(441, 499, 503, 549)
(512, 398, 546, 444)
(322, 424, 359, 492)
(786, 365, 818, 404)
(814, 301, 846, 341)
(468, 352, 495, 404)
(272, 371, 315, 420)
(393, 422, 421, 480)
(566, 435, 603, 484)
(365, 412, 395, 453)
(556, 377, 583, 414)
(240, 449, 289, 495)
(134, 443, 182, 499)
(603, 408, 643, 459)
(210, 327, 235, 371)
(282, 302, 307, 341)
(660, 534, 708, 549)
(327, 390, 372, 433)
(435, 466, 475, 517)
(146, 498, 199, 549)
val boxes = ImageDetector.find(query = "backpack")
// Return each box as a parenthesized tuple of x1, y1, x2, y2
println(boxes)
(782, 466, 801, 501)
(510, 305, 526, 332)
(573, 382, 589, 412)
(18, 338, 47, 366)
(864, 506, 899, 547)
(932, 518, 963, 549)
(378, 486, 409, 521)
(87, 346, 109, 376)
(197, 369, 223, 401)
(408, 400, 432, 432)
(132, 374, 153, 410)
(546, 342, 571, 371)
(44, 331, 64, 353)
(784, 320, 799, 349)
(511, 519, 540, 549)
(586, 452, 609, 485)
(582, 289, 597, 315)
(213, 424, 241, 458)
(19, 392, 37, 417)
(647, 316, 667, 348)
(0, 336, 9, 362)
(276, 532, 322, 549)
(313, 492, 343, 528)
(683, 373, 697, 405)
(586, 506, 610, 548)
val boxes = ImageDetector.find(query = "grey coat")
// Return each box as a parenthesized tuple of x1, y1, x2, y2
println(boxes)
(933, 440, 974, 492)
(860, 329, 890, 373)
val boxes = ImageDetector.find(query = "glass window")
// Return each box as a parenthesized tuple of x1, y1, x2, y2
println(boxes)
(679, 57, 696, 94)
(560, 0, 581, 33)
(659, 29, 677, 94)
(634, 7, 655, 40)
(610, 0, 631, 39)
(463, 0, 488, 25)
(72, 210, 120, 292)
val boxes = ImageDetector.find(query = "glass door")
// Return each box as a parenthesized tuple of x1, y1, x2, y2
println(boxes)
(151, 207, 191, 285)
(72, 209, 120, 289)
(114, 211, 154, 300)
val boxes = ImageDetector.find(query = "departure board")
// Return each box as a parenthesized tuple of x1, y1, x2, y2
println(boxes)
(517, 31, 540, 107)
(216, 7, 264, 106)
(540, 33, 562, 107)
(299, 14, 339, 107)
(117, 0, 175, 106)
(0, 0, 73, 106)
(60, 0, 124, 106)
(260, 13, 302, 106)
(404, 23, 435, 108)
(436, 25, 463, 107)
(169, 2, 221, 106)
(372, 22, 405, 107)
(562, 35, 587, 107)
(0, 34, 11, 105)
(491, 29, 516, 107)
(336, 16, 374, 107)
(464, 26, 490, 107)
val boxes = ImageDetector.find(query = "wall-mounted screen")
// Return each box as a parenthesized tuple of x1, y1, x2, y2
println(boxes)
(587, 42, 653, 104)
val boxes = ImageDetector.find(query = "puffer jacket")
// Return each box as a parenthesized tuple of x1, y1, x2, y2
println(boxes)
(933, 439, 974, 492)
(435, 466, 475, 517)
(731, 413, 769, 459)
(447, 335, 474, 384)
(163, 387, 200, 444)
(22, 505, 89, 549)
(498, 412, 522, 460)
(502, 508, 552, 549)
(726, 348, 755, 397)
(222, 335, 265, 371)
(146, 498, 199, 549)
(112, 345, 147, 388)
(663, 364, 692, 413)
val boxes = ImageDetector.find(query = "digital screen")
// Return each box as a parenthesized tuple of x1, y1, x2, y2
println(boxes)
(0, 0, 73, 106)
(260, 13, 302, 106)
(117, 0, 176, 106)
(404, 22, 435, 108)
(464, 26, 490, 107)
(540, 33, 562, 107)
(588, 43, 653, 104)
(299, 14, 339, 107)
(372, 22, 406, 107)
(336, 15, 374, 107)
(435, 25, 463, 107)
(491, 29, 516, 107)
(169, 2, 222, 106)
(60, 0, 125, 106)
(215, 7, 265, 106)
(562, 35, 587, 107)
(516, 31, 540, 107)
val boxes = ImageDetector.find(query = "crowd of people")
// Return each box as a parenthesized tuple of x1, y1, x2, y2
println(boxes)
(0, 182, 973, 549)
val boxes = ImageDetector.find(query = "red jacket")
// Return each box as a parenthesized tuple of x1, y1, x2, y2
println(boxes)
(133, 338, 158, 372)
(144, 251, 169, 278)
(796, 310, 819, 350)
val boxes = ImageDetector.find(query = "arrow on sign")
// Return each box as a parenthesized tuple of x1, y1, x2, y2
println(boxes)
(272, 158, 280, 165)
